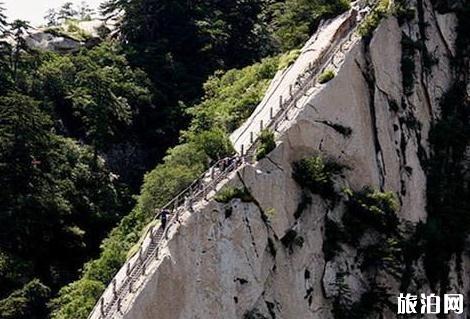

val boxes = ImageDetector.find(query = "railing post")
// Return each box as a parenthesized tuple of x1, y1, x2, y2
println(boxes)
(112, 279, 117, 297)
(279, 95, 283, 109)
(250, 131, 254, 143)
(289, 84, 293, 96)
(139, 247, 143, 262)
(142, 262, 146, 276)
(100, 298, 105, 316)
(126, 262, 130, 276)
(270, 107, 273, 119)
(241, 144, 244, 157)
(260, 120, 263, 131)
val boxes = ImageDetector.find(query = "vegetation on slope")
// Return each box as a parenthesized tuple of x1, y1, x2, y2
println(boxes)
(215, 186, 254, 203)
(292, 155, 344, 199)
(271, 0, 351, 51)
(256, 129, 276, 160)
(357, 0, 390, 37)
(0, 40, 139, 316)
(50, 54, 283, 319)
(318, 69, 335, 84)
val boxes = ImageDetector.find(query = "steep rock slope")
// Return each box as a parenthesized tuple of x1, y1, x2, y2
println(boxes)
(97, 1, 469, 318)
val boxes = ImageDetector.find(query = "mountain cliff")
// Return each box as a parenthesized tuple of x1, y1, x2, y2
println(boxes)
(89, 0, 470, 318)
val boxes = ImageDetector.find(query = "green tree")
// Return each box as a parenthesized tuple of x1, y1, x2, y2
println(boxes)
(44, 9, 58, 26)
(272, 0, 350, 50)
(0, 3, 11, 91)
(69, 67, 132, 158)
(0, 92, 132, 304)
(78, 2, 94, 20)
(57, 2, 78, 22)
(9, 20, 31, 82)
(0, 279, 50, 319)
(101, 0, 271, 149)
(36, 43, 152, 161)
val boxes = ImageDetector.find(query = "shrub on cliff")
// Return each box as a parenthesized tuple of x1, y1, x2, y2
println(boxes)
(293, 156, 343, 199)
(357, 0, 390, 37)
(318, 69, 335, 84)
(256, 129, 276, 160)
(343, 187, 399, 238)
(215, 186, 253, 203)
(278, 49, 301, 70)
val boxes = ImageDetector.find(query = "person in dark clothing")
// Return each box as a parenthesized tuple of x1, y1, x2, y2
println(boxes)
(157, 209, 169, 229)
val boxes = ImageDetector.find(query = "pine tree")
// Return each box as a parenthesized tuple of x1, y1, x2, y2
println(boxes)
(9, 20, 30, 82)
(0, 3, 11, 91)
(57, 2, 78, 22)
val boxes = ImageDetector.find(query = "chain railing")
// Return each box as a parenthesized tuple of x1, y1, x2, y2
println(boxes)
(88, 3, 378, 318)
(238, 13, 363, 157)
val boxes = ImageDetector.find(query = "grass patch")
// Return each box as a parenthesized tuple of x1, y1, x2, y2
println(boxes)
(278, 49, 301, 70)
(214, 186, 253, 203)
(318, 69, 335, 84)
(357, 0, 390, 38)
(256, 129, 276, 160)
(292, 156, 343, 199)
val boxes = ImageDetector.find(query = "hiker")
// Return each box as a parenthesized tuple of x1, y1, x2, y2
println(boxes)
(227, 156, 236, 171)
(157, 209, 169, 229)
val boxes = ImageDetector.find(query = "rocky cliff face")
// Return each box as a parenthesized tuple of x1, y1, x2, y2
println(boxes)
(109, 1, 469, 318)
(24, 20, 114, 53)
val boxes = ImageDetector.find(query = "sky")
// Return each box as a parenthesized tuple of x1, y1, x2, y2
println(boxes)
(2, 0, 104, 26)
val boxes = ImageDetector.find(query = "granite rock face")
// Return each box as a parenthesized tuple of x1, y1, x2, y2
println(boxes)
(25, 31, 83, 53)
(24, 20, 113, 53)
(113, 1, 469, 318)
